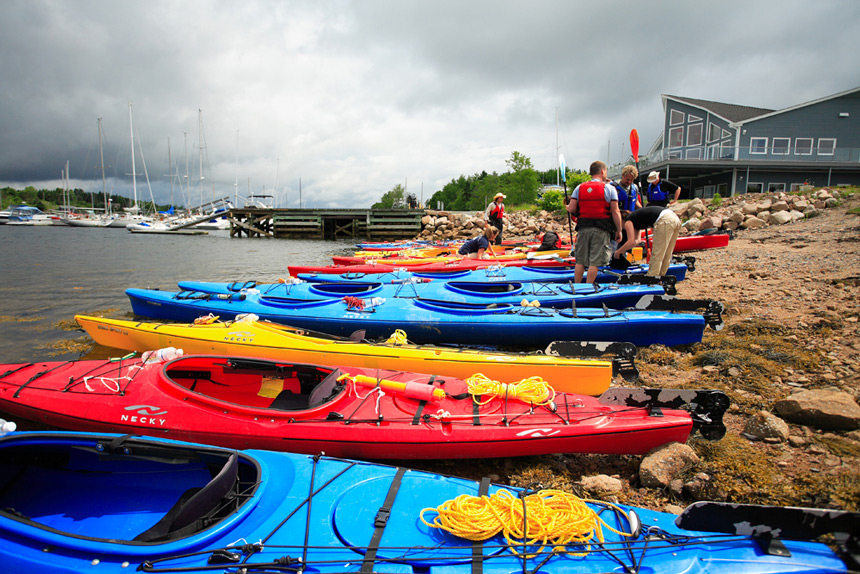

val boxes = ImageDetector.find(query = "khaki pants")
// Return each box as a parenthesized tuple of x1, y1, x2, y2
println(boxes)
(647, 211, 682, 276)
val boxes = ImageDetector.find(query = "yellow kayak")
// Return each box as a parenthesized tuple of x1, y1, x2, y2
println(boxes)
(75, 315, 611, 395)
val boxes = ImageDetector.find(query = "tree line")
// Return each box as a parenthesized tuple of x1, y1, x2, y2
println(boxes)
(0, 186, 166, 213)
(372, 151, 590, 211)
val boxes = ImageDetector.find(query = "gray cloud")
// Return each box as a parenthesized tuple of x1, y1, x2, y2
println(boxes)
(1, 0, 857, 207)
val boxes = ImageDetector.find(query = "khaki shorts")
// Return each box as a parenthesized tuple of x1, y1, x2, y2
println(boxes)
(574, 227, 611, 267)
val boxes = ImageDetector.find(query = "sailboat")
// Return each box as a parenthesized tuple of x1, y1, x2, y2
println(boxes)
(63, 119, 112, 227)
(108, 102, 153, 228)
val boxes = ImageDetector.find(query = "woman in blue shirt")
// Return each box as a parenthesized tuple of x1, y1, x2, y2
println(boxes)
(458, 226, 499, 259)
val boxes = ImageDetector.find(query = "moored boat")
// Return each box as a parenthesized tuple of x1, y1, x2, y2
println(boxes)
(0, 430, 854, 574)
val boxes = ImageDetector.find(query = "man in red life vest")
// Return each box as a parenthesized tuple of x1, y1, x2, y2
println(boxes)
(485, 192, 505, 245)
(566, 161, 622, 283)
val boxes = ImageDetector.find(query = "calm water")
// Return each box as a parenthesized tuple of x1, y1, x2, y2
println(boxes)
(0, 225, 358, 363)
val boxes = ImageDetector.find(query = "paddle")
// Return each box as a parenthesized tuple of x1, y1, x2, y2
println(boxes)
(630, 129, 651, 260)
(559, 153, 573, 246)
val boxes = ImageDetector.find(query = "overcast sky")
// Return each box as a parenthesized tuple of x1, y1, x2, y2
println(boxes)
(1, 0, 858, 208)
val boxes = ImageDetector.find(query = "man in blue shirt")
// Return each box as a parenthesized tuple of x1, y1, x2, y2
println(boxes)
(646, 171, 681, 207)
(611, 165, 642, 212)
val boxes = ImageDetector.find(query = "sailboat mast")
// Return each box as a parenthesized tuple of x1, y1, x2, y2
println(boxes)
(273, 158, 280, 208)
(167, 137, 174, 207)
(129, 102, 138, 209)
(198, 109, 204, 209)
(555, 107, 560, 187)
(234, 130, 239, 207)
(98, 118, 108, 214)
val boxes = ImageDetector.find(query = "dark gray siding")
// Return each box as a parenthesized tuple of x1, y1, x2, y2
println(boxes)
(738, 91, 860, 161)
(664, 99, 736, 160)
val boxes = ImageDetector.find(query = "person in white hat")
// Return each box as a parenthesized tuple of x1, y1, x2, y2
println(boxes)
(645, 171, 681, 207)
(485, 192, 506, 245)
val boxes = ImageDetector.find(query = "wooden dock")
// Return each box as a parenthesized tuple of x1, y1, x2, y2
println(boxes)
(227, 208, 423, 240)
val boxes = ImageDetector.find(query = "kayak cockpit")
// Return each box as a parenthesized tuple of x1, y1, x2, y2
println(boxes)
(0, 434, 256, 544)
(165, 356, 346, 411)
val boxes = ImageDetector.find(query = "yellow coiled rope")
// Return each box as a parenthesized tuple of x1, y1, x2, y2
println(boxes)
(420, 489, 634, 557)
(386, 329, 409, 345)
(465, 374, 555, 406)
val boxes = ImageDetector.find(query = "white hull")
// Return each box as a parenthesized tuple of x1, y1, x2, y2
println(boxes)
(63, 217, 111, 227)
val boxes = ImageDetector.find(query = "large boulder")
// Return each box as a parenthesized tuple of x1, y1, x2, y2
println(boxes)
(742, 216, 767, 229)
(769, 211, 793, 225)
(741, 202, 760, 215)
(639, 442, 699, 488)
(775, 389, 860, 430)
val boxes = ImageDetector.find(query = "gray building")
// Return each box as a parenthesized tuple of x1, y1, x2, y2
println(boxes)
(622, 86, 860, 198)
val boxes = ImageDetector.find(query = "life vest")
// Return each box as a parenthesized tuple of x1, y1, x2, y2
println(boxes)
(537, 231, 560, 251)
(488, 202, 504, 220)
(611, 183, 638, 211)
(648, 182, 668, 201)
(576, 181, 611, 220)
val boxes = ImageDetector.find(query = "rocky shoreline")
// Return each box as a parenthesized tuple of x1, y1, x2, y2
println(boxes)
(407, 187, 860, 514)
(418, 188, 843, 242)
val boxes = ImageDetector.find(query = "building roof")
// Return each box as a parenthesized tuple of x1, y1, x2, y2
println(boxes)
(664, 95, 774, 123)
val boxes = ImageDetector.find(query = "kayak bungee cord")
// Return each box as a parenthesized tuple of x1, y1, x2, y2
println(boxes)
(11, 361, 74, 398)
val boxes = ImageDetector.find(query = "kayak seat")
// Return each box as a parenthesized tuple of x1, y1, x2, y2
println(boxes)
(308, 368, 343, 408)
(270, 369, 343, 411)
(270, 390, 310, 410)
(134, 453, 238, 542)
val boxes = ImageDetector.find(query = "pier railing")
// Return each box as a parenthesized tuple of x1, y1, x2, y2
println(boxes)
(228, 208, 423, 240)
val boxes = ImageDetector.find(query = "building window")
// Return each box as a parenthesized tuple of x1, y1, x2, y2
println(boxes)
(688, 114, 703, 123)
(721, 129, 732, 140)
(818, 138, 836, 155)
(708, 123, 721, 143)
(669, 126, 683, 148)
(703, 185, 716, 198)
(717, 183, 728, 197)
(794, 138, 813, 155)
(670, 110, 684, 126)
(720, 141, 733, 159)
(693, 187, 704, 198)
(686, 123, 703, 146)
(686, 148, 701, 159)
(768, 183, 786, 193)
(789, 183, 807, 192)
(747, 182, 763, 194)
(772, 138, 790, 155)
(750, 137, 768, 154)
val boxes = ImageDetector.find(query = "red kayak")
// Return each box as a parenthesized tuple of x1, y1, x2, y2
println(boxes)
(289, 255, 575, 276)
(673, 233, 730, 252)
(639, 231, 730, 253)
(0, 355, 725, 459)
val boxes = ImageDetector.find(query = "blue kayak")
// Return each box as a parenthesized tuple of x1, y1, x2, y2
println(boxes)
(296, 260, 690, 285)
(126, 287, 722, 347)
(175, 278, 668, 310)
(0, 431, 855, 574)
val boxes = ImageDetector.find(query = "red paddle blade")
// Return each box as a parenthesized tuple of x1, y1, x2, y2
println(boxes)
(629, 129, 640, 162)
